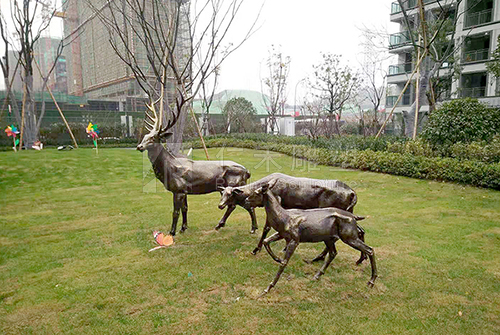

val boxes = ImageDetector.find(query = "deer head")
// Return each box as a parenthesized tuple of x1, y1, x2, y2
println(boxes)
(244, 179, 278, 207)
(137, 96, 178, 152)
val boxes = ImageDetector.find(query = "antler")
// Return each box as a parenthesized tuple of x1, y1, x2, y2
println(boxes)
(144, 96, 162, 132)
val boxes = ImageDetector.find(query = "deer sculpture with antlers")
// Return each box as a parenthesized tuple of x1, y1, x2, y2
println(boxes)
(137, 97, 257, 235)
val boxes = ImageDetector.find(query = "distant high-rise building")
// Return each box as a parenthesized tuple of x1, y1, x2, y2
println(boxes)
(5, 37, 68, 94)
(34, 36, 68, 94)
(387, 0, 500, 116)
(63, 0, 192, 101)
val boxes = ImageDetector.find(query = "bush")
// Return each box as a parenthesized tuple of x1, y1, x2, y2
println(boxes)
(422, 98, 500, 146)
(449, 136, 500, 163)
(186, 137, 500, 190)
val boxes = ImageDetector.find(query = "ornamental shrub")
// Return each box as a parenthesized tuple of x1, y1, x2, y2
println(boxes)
(187, 137, 500, 189)
(422, 98, 500, 146)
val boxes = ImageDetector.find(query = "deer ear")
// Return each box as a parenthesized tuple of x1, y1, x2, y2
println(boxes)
(233, 188, 243, 195)
(268, 178, 278, 189)
(217, 186, 225, 193)
(159, 131, 173, 140)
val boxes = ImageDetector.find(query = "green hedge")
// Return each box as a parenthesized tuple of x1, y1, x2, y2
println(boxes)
(200, 133, 408, 152)
(186, 138, 500, 190)
(194, 134, 500, 164)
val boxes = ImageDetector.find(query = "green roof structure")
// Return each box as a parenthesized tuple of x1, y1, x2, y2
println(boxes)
(193, 90, 270, 116)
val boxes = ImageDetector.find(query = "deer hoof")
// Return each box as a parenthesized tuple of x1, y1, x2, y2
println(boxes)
(251, 248, 260, 255)
(214, 223, 224, 230)
(258, 289, 269, 298)
(169, 230, 176, 236)
(367, 280, 375, 288)
(180, 227, 187, 233)
(250, 228, 257, 234)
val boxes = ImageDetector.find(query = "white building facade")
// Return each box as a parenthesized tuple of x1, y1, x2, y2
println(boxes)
(387, 0, 500, 115)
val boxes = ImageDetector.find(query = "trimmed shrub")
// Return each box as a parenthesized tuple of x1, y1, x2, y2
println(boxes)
(422, 98, 500, 146)
(186, 137, 500, 190)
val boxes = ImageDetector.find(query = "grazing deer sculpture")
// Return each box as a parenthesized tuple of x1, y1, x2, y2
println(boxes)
(137, 98, 256, 235)
(218, 173, 367, 264)
(245, 179, 377, 296)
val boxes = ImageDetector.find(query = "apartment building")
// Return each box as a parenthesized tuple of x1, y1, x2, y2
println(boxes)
(387, 0, 500, 115)
(63, 0, 191, 101)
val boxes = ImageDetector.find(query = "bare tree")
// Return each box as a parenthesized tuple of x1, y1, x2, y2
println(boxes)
(198, 62, 219, 136)
(358, 31, 389, 136)
(8, 0, 57, 148)
(300, 95, 326, 140)
(309, 53, 360, 137)
(0, 10, 22, 125)
(397, 0, 466, 138)
(90, 0, 258, 152)
(261, 45, 290, 133)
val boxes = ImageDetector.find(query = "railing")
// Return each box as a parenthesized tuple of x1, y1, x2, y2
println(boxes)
(464, 8, 493, 28)
(386, 94, 412, 107)
(388, 62, 413, 75)
(389, 32, 412, 49)
(463, 48, 489, 63)
(391, 0, 417, 14)
(461, 87, 486, 98)
(391, 2, 401, 13)
(391, 0, 434, 14)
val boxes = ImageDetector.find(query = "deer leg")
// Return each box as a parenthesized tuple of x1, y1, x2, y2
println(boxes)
(170, 193, 183, 236)
(215, 205, 236, 230)
(307, 247, 329, 263)
(252, 220, 271, 255)
(355, 225, 368, 265)
(180, 194, 188, 233)
(263, 232, 285, 264)
(344, 238, 377, 288)
(260, 240, 298, 297)
(313, 240, 338, 280)
(245, 206, 258, 234)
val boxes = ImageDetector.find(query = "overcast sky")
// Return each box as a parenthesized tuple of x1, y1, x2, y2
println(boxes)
(215, 0, 398, 102)
(0, 0, 398, 101)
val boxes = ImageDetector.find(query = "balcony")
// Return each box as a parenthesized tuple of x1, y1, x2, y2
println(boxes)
(463, 48, 489, 63)
(388, 62, 413, 75)
(461, 87, 486, 98)
(386, 93, 412, 108)
(389, 32, 412, 49)
(391, 2, 402, 14)
(390, 0, 435, 14)
(464, 8, 493, 28)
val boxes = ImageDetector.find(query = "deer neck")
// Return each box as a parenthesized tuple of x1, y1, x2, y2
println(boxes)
(264, 191, 289, 232)
(147, 143, 168, 184)
(147, 143, 187, 185)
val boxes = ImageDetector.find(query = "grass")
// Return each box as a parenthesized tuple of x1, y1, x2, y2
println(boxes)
(0, 147, 499, 334)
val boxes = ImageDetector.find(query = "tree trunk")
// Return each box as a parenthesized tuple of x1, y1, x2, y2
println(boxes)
(404, 57, 439, 138)
(3, 77, 22, 125)
(22, 74, 38, 149)
(167, 105, 186, 154)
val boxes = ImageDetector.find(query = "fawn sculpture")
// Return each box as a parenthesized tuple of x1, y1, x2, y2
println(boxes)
(218, 173, 367, 264)
(137, 98, 256, 235)
(245, 180, 377, 296)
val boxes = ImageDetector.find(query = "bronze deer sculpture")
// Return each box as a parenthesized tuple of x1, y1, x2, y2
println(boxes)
(245, 180, 377, 296)
(218, 173, 367, 264)
(137, 99, 257, 235)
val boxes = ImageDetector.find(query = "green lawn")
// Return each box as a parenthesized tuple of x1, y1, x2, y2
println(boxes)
(0, 147, 499, 334)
